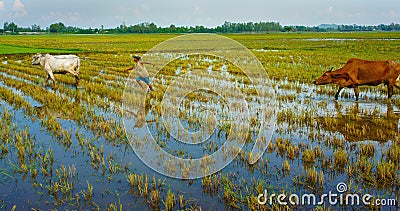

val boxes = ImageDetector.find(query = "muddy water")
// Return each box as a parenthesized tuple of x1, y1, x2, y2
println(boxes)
(124, 65, 399, 209)
(0, 55, 398, 210)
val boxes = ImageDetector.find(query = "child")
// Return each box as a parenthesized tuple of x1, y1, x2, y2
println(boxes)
(125, 55, 154, 91)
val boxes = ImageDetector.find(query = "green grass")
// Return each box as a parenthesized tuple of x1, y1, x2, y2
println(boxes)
(0, 44, 80, 55)
(0, 34, 175, 54)
(1, 32, 400, 82)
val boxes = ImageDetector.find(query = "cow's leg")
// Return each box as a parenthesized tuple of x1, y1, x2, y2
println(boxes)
(335, 87, 344, 100)
(74, 75, 80, 87)
(44, 75, 50, 87)
(71, 71, 79, 87)
(395, 80, 400, 90)
(48, 71, 56, 88)
(354, 87, 359, 101)
(68, 68, 80, 87)
(388, 85, 394, 99)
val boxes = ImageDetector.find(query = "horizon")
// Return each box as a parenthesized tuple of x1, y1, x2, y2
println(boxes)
(2, 21, 399, 30)
(0, 0, 399, 29)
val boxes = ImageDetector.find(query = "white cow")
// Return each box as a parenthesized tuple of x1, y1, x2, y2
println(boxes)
(32, 53, 80, 87)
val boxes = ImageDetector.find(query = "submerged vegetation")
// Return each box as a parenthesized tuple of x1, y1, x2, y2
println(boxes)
(0, 32, 399, 210)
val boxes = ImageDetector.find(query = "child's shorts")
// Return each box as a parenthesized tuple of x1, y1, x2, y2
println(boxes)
(137, 76, 150, 85)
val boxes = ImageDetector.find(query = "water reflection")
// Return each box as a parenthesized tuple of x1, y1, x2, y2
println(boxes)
(33, 105, 71, 120)
(317, 102, 399, 142)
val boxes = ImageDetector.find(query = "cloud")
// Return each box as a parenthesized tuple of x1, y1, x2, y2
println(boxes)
(9, 0, 27, 18)
(42, 11, 82, 24)
(141, 3, 149, 11)
(387, 10, 399, 19)
(13, 0, 24, 10)
(328, 6, 333, 13)
(133, 3, 149, 17)
(194, 5, 201, 14)
(0, 1, 4, 10)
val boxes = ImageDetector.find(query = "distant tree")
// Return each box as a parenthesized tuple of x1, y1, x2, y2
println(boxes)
(169, 24, 176, 33)
(148, 22, 157, 33)
(4, 22, 18, 33)
(3, 22, 9, 32)
(31, 24, 41, 32)
(8, 21, 398, 34)
(246, 22, 254, 31)
(49, 22, 66, 33)
(284, 26, 292, 32)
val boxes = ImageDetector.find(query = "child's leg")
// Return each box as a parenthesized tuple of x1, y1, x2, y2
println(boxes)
(136, 80, 144, 88)
(143, 77, 153, 91)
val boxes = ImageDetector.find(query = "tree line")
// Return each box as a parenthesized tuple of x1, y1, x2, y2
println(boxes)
(2, 21, 400, 34)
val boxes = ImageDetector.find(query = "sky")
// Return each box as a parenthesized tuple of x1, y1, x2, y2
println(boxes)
(0, 0, 399, 29)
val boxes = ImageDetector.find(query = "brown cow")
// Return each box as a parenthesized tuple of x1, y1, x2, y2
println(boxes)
(314, 58, 400, 100)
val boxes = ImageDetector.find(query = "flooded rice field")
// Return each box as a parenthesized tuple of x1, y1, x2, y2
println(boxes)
(0, 33, 399, 210)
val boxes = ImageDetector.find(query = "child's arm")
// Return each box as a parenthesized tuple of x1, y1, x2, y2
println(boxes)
(141, 62, 155, 67)
(124, 66, 134, 72)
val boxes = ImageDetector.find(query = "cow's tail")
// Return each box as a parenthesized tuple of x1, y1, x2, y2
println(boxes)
(76, 58, 81, 74)
(74, 58, 81, 87)
(394, 61, 400, 90)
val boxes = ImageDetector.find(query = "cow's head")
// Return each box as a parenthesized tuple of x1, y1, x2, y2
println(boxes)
(314, 68, 334, 85)
(32, 53, 43, 65)
(314, 68, 349, 85)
